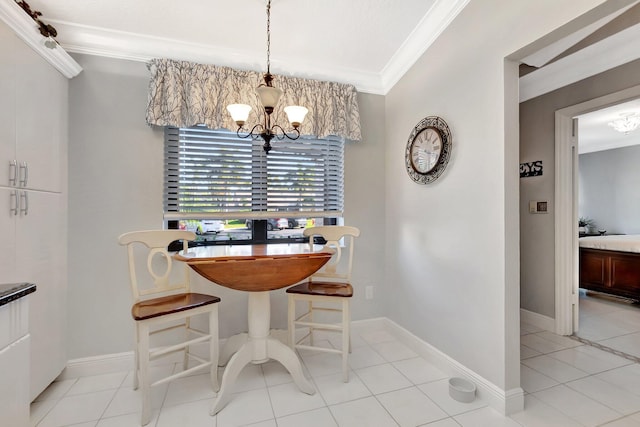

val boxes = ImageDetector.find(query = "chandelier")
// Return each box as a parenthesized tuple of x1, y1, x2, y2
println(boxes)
(226, 0, 308, 153)
(608, 112, 640, 134)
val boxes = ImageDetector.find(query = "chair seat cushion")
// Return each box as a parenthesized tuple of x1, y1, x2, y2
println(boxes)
(132, 293, 221, 320)
(286, 281, 353, 297)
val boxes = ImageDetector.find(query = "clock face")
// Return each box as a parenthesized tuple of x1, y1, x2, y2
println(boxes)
(404, 116, 452, 184)
(410, 127, 442, 174)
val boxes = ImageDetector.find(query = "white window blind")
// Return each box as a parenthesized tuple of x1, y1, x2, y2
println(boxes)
(164, 126, 344, 220)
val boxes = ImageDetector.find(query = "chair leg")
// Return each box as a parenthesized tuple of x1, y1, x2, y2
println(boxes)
(209, 307, 219, 392)
(308, 301, 314, 346)
(133, 324, 140, 390)
(183, 318, 190, 371)
(288, 295, 296, 350)
(138, 323, 152, 425)
(342, 299, 350, 382)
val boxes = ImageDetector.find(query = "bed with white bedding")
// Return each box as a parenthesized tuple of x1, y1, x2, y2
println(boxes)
(579, 235, 640, 301)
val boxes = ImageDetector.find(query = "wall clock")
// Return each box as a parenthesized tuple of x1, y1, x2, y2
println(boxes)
(405, 116, 452, 184)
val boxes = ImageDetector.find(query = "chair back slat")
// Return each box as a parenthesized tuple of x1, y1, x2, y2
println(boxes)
(118, 230, 196, 302)
(303, 226, 360, 282)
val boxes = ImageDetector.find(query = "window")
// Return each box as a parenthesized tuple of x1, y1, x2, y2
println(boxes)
(164, 126, 344, 244)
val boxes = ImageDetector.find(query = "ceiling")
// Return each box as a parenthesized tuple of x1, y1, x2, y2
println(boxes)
(27, 0, 469, 95)
(19, 0, 640, 152)
(578, 99, 640, 154)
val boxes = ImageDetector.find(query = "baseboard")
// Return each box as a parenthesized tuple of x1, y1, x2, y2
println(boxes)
(381, 318, 524, 415)
(59, 316, 524, 415)
(59, 351, 136, 380)
(520, 308, 555, 332)
(59, 338, 228, 380)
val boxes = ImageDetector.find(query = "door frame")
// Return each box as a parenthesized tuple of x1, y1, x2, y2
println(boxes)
(554, 84, 640, 335)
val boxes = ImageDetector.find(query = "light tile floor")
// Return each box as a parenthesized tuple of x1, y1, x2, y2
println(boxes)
(31, 319, 640, 427)
(576, 289, 640, 359)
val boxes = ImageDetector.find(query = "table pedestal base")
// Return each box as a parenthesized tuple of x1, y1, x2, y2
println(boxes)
(210, 292, 315, 415)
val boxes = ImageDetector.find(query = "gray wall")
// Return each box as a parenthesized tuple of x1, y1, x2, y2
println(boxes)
(579, 144, 640, 235)
(67, 54, 387, 358)
(384, 0, 608, 394)
(520, 59, 640, 318)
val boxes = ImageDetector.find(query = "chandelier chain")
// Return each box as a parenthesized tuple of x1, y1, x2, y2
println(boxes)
(266, 0, 271, 75)
(226, 0, 307, 153)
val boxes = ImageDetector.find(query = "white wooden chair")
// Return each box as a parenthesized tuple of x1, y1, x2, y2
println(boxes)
(118, 230, 220, 425)
(286, 225, 360, 382)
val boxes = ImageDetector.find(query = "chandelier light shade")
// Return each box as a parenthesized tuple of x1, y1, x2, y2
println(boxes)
(256, 85, 283, 111)
(227, 0, 309, 153)
(608, 112, 640, 134)
(226, 104, 252, 127)
(284, 106, 309, 127)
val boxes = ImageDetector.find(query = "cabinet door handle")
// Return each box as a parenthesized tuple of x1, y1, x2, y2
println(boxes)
(19, 191, 28, 216)
(9, 160, 17, 186)
(19, 161, 28, 187)
(10, 190, 18, 216)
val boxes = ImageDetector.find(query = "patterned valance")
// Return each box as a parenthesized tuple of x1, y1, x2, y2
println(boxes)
(146, 58, 362, 142)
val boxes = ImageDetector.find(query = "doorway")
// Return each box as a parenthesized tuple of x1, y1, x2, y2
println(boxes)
(555, 84, 640, 337)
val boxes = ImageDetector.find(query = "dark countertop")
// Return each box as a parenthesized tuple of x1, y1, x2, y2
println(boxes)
(0, 283, 36, 307)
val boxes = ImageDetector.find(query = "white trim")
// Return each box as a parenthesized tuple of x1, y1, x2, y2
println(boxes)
(520, 4, 633, 68)
(520, 309, 555, 332)
(554, 112, 577, 336)
(379, 0, 470, 94)
(44, 0, 469, 95)
(0, 2, 81, 79)
(48, 20, 385, 94)
(520, 23, 640, 102)
(554, 84, 640, 336)
(381, 318, 523, 415)
(59, 340, 220, 380)
(58, 352, 135, 380)
(57, 316, 523, 415)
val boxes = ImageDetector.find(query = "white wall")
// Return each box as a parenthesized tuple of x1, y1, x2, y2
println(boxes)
(66, 54, 387, 359)
(65, 0, 634, 409)
(384, 0, 609, 397)
(579, 144, 640, 234)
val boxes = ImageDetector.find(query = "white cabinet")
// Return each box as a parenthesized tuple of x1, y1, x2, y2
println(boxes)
(0, 287, 32, 427)
(0, 18, 69, 401)
(0, 21, 16, 189)
(0, 179, 67, 402)
(0, 189, 18, 284)
(0, 336, 30, 427)
(0, 21, 65, 193)
(15, 191, 66, 399)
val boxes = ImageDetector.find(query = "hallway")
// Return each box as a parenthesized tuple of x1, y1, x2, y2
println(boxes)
(575, 290, 640, 362)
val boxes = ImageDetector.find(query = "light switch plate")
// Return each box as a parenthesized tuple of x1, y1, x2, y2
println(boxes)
(529, 201, 548, 214)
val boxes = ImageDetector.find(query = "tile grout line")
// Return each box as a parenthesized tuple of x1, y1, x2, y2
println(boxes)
(569, 334, 640, 364)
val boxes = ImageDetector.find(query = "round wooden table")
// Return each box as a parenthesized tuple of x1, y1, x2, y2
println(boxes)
(175, 243, 333, 415)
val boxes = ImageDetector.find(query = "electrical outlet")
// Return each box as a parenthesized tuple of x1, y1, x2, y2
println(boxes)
(365, 286, 373, 300)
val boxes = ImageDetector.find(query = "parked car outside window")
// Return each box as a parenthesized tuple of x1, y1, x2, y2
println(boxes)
(245, 218, 308, 230)
(201, 219, 225, 233)
(286, 218, 307, 229)
(245, 218, 283, 231)
(179, 220, 203, 235)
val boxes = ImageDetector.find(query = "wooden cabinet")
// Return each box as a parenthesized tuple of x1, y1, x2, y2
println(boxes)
(579, 248, 640, 301)
(0, 18, 70, 400)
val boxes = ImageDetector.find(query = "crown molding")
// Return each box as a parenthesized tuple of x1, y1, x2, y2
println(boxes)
(0, 1, 82, 78)
(379, 0, 470, 93)
(47, 0, 469, 95)
(50, 19, 386, 94)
